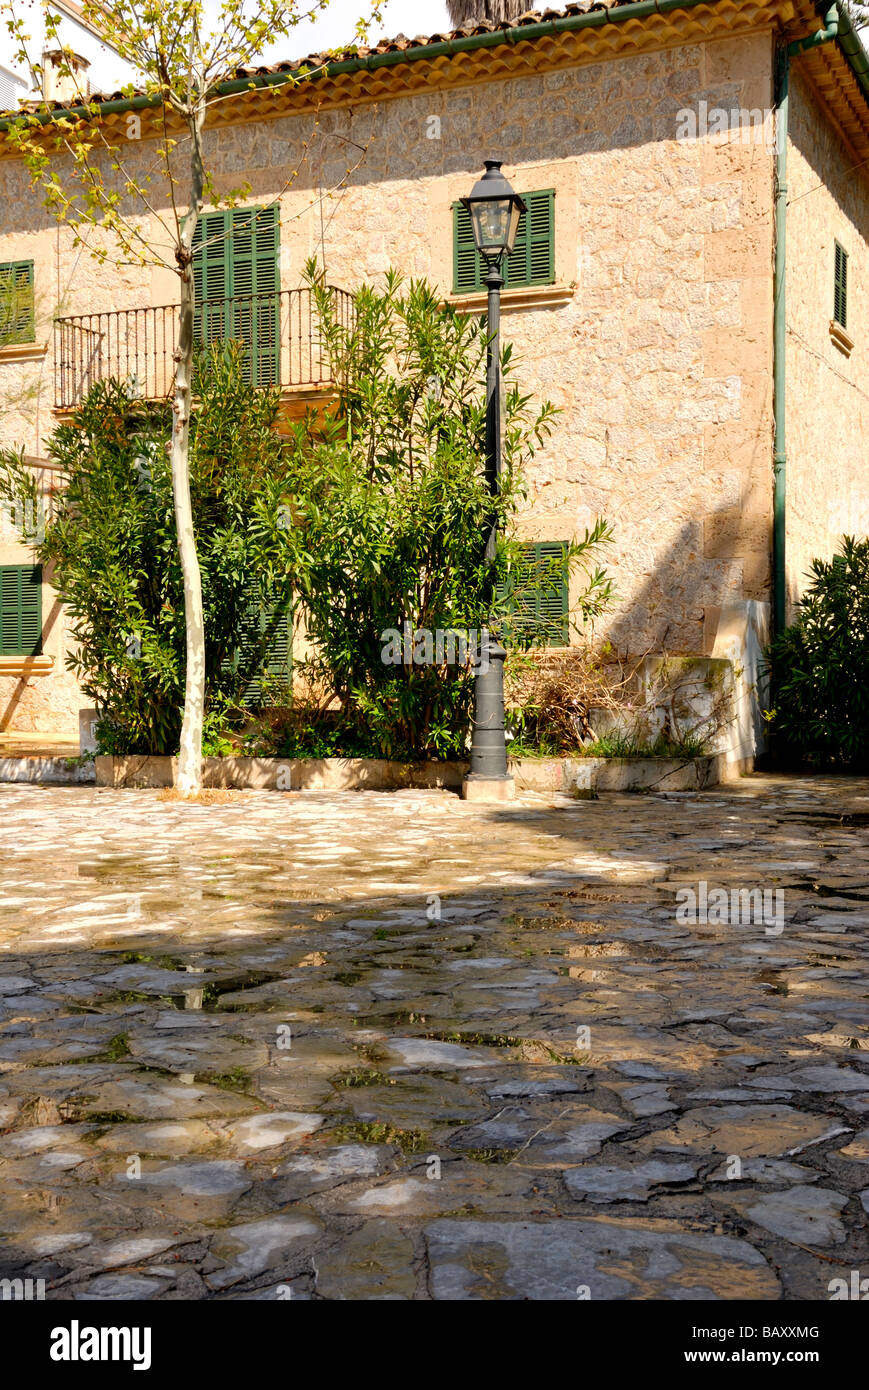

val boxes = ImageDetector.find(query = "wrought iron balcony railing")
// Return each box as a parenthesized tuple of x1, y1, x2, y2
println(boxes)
(54, 284, 354, 411)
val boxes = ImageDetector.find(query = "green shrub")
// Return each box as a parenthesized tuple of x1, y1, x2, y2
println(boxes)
(255, 266, 612, 760)
(2, 271, 613, 763)
(0, 344, 293, 754)
(765, 535, 869, 769)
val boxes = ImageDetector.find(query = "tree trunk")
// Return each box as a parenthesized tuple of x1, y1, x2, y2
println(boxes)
(172, 101, 207, 794)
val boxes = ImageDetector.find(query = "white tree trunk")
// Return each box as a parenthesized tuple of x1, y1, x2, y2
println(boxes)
(172, 267, 205, 794)
(172, 102, 207, 795)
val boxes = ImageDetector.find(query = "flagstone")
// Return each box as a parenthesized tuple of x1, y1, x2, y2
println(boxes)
(424, 1218, 780, 1300)
(313, 1220, 416, 1299)
(122, 1159, 252, 1197)
(634, 1105, 849, 1158)
(731, 1186, 849, 1245)
(206, 1214, 322, 1289)
(75, 1273, 170, 1299)
(563, 1159, 699, 1202)
(222, 1112, 323, 1150)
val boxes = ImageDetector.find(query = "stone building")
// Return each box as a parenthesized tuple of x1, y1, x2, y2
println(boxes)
(1, 0, 868, 762)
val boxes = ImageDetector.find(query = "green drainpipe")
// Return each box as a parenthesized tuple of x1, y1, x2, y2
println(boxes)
(773, 3, 840, 634)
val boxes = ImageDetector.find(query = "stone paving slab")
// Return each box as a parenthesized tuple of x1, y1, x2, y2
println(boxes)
(0, 776, 868, 1300)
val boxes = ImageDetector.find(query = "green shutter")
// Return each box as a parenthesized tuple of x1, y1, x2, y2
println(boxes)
(0, 261, 35, 345)
(0, 565, 42, 656)
(499, 542, 569, 647)
(193, 211, 230, 344)
(453, 190, 555, 294)
(454, 201, 481, 294)
(228, 581, 293, 705)
(834, 242, 848, 328)
(192, 207, 280, 383)
(504, 190, 555, 289)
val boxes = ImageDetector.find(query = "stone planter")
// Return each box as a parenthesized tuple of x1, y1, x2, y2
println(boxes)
(94, 752, 724, 793)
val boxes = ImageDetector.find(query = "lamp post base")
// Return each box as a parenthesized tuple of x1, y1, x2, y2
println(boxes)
(461, 773, 516, 803)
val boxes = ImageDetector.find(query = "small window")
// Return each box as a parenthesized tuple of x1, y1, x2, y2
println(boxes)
(192, 206, 280, 385)
(834, 242, 848, 329)
(0, 261, 35, 345)
(453, 189, 555, 294)
(499, 541, 569, 647)
(0, 565, 42, 656)
(224, 582, 292, 705)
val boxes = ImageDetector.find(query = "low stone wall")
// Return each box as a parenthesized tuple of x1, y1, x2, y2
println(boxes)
(0, 756, 95, 784)
(94, 753, 725, 793)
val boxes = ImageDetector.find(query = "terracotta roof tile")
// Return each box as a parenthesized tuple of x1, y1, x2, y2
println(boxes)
(13, 3, 628, 112)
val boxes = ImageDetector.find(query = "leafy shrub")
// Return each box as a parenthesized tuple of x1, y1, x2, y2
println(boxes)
(255, 266, 612, 760)
(2, 271, 614, 763)
(0, 344, 293, 754)
(765, 535, 869, 768)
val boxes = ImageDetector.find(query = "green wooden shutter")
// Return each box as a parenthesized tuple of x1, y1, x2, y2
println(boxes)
(228, 205, 279, 385)
(0, 261, 35, 345)
(503, 190, 555, 289)
(193, 211, 231, 345)
(453, 201, 481, 294)
(499, 542, 569, 647)
(192, 207, 280, 383)
(452, 191, 555, 294)
(228, 581, 293, 705)
(0, 565, 42, 656)
(834, 242, 848, 328)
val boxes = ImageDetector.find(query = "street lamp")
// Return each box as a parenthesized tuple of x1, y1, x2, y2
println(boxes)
(461, 160, 525, 804)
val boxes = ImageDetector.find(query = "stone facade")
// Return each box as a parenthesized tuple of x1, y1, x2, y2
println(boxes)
(0, 13, 867, 741)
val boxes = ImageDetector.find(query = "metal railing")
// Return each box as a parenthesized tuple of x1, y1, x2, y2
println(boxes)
(54, 284, 354, 410)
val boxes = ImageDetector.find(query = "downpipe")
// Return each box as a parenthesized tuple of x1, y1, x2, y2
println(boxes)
(773, 4, 840, 635)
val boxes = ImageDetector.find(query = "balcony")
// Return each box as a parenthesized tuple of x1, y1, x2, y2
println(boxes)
(53, 285, 354, 412)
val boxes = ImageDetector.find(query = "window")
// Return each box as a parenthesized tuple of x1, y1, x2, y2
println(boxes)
(499, 541, 569, 647)
(0, 565, 42, 656)
(225, 583, 292, 705)
(453, 189, 555, 294)
(192, 206, 280, 384)
(834, 241, 848, 329)
(0, 261, 35, 345)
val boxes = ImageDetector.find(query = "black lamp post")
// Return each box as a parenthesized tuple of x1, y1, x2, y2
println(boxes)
(461, 160, 526, 802)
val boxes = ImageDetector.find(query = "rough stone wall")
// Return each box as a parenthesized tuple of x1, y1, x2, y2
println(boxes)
(0, 30, 779, 732)
(785, 65, 869, 616)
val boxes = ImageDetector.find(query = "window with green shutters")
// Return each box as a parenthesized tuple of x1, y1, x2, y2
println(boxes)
(225, 584, 293, 705)
(834, 241, 848, 329)
(499, 542, 569, 647)
(453, 189, 555, 294)
(0, 261, 35, 345)
(192, 206, 280, 384)
(0, 565, 42, 656)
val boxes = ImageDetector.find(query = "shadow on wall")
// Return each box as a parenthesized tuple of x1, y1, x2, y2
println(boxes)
(577, 493, 773, 765)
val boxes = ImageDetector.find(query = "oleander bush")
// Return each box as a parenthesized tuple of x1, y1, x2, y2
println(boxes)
(765, 535, 869, 769)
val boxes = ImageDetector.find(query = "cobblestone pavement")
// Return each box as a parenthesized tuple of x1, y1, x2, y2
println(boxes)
(1, 775, 867, 1300)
